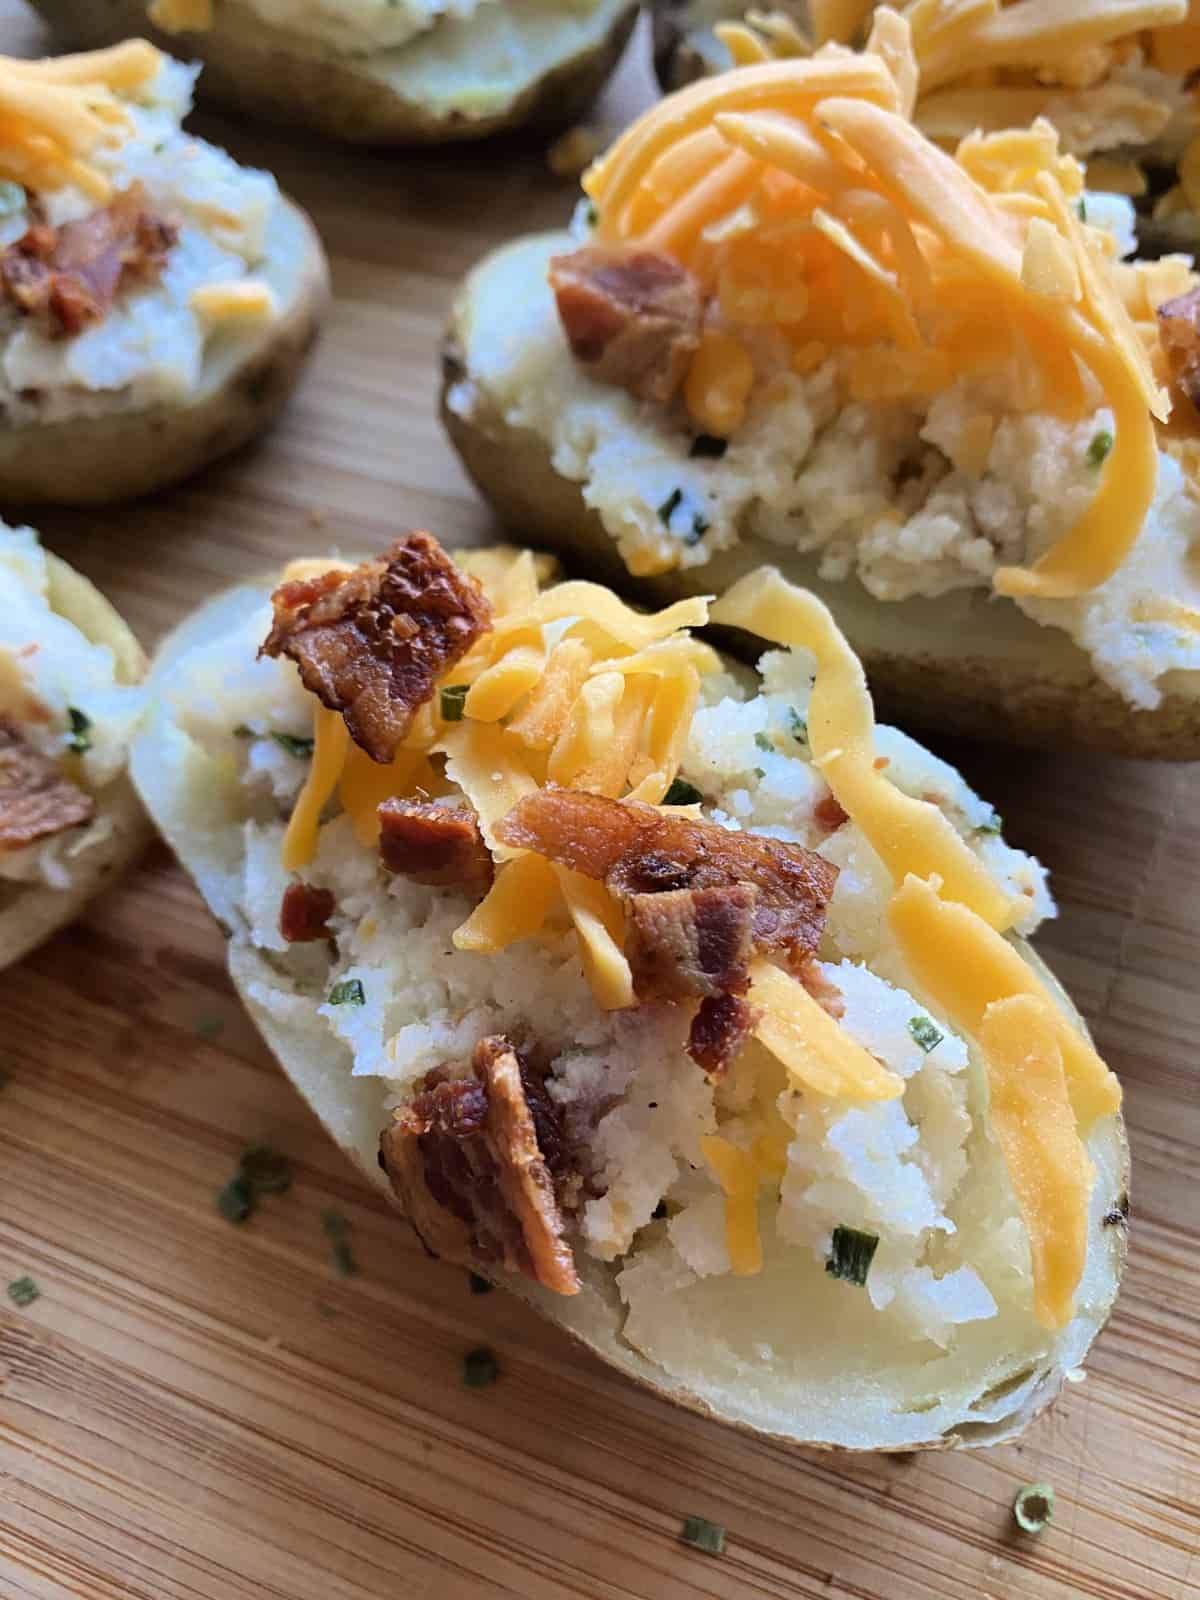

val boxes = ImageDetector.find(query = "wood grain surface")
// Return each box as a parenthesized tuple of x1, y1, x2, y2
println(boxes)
(1, 5, 1198, 1596)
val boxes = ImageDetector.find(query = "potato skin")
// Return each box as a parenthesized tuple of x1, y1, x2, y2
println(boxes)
(29, 0, 638, 145)
(0, 200, 328, 507)
(441, 238, 1200, 761)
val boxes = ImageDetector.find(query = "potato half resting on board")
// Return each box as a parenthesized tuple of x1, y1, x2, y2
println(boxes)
(130, 531, 1127, 1451)
(28, 0, 639, 145)
(441, 17, 1200, 758)
(0, 520, 149, 969)
(0, 41, 328, 505)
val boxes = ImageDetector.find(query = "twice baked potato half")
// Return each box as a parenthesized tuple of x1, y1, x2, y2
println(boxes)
(131, 531, 1127, 1450)
(1, 520, 149, 969)
(30, 0, 639, 145)
(0, 42, 328, 505)
(442, 29, 1200, 758)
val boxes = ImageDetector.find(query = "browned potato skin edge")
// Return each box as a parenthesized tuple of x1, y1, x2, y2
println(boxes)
(0, 203, 328, 507)
(28, 0, 639, 144)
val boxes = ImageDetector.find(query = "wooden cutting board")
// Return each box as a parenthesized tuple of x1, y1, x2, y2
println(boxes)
(1, 7, 1197, 1596)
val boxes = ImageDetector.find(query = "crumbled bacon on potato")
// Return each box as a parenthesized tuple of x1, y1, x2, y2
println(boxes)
(0, 723, 94, 850)
(378, 799, 493, 892)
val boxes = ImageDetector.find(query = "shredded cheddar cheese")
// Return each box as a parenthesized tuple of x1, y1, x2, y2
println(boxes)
(751, 960, 905, 1101)
(190, 281, 277, 323)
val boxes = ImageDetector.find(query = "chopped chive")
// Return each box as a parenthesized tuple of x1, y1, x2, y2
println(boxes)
(65, 707, 92, 755)
(681, 1515, 725, 1555)
(440, 684, 469, 722)
(320, 1208, 350, 1241)
(825, 1225, 879, 1287)
(233, 723, 256, 738)
(328, 978, 365, 1006)
(754, 731, 773, 753)
(688, 433, 728, 460)
(239, 1146, 292, 1195)
(6, 1275, 39, 1308)
(908, 1015, 944, 1054)
(753, 767, 765, 779)
(468, 1271, 494, 1294)
(0, 180, 25, 218)
(463, 1346, 499, 1387)
(271, 732, 315, 759)
(584, 201, 598, 226)
(1013, 1482, 1055, 1534)
(657, 487, 684, 526)
(217, 1174, 255, 1224)
(682, 512, 709, 547)
(1087, 429, 1113, 467)
(320, 1208, 357, 1275)
(332, 1239, 357, 1278)
(1078, 197, 1087, 222)
(788, 708, 808, 743)
(663, 777, 703, 806)
(975, 811, 1003, 835)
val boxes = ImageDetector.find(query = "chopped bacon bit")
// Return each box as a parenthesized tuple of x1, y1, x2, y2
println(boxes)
(279, 881, 335, 943)
(873, 756, 890, 770)
(0, 723, 94, 850)
(814, 793, 849, 833)
(626, 884, 756, 1002)
(688, 992, 760, 1078)
(0, 184, 177, 338)
(260, 533, 493, 764)
(1158, 286, 1200, 410)
(797, 957, 845, 1020)
(378, 799, 493, 892)
(496, 788, 837, 964)
(549, 244, 703, 404)
(381, 1034, 580, 1296)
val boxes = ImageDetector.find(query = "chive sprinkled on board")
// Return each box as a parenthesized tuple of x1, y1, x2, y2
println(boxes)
(1013, 1483, 1055, 1534)
(271, 732, 315, 759)
(463, 1347, 499, 1387)
(239, 1146, 292, 1195)
(468, 1272, 493, 1295)
(663, 778, 703, 806)
(7, 1276, 39, 1308)
(825, 1226, 879, 1286)
(440, 684, 469, 722)
(328, 978, 365, 1006)
(689, 433, 728, 460)
(908, 1015, 944, 1054)
(321, 1208, 357, 1276)
(1087, 429, 1113, 466)
(217, 1175, 255, 1224)
(681, 1516, 725, 1555)
(65, 707, 92, 754)
(195, 1015, 224, 1042)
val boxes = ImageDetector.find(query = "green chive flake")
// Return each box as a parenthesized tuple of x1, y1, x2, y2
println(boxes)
(463, 1346, 499, 1387)
(7, 1275, 40, 1308)
(657, 487, 684, 526)
(584, 200, 598, 227)
(1013, 1482, 1055, 1535)
(681, 1516, 725, 1555)
(321, 1208, 357, 1276)
(239, 1146, 292, 1195)
(440, 684, 469, 722)
(909, 1015, 944, 1054)
(1078, 197, 1087, 222)
(217, 1174, 255, 1224)
(975, 811, 1003, 835)
(825, 1226, 879, 1287)
(271, 732, 315, 759)
(328, 978, 365, 1006)
(663, 777, 703, 806)
(65, 707, 92, 755)
(788, 708, 808, 743)
(1087, 429, 1113, 467)
(754, 731, 773, 753)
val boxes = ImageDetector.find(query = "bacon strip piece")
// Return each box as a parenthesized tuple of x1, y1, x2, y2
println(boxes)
(625, 884, 756, 1003)
(0, 184, 177, 338)
(378, 799, 493, 892)
(381, 1035, 580, 1296)
(279, 881, 334, 942)
(688, 992, 760, 1078)
(495, 788, 837, 966)
(260, 533, 493, 764)
(0, 723, 94, 850)
(1158, 286, 1200, 410)
(549, 244, 703, 404)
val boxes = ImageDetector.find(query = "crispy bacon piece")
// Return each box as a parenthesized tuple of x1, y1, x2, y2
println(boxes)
(688, 992, 760, 1078)
(0, 723, 94, 850)
(378, 799, 493, 892)
(814, 793, 849, 833)
(0, 184, 177, 338)
(1158, 286, 1200, 410)
(625, 884, 755, 1002)
(495, 789, 837, 965)
(549, 244, 703, 405)
(279, 881, 334, 942)
(381, 1035, 580, 1295)
(260, 533, 493, 764)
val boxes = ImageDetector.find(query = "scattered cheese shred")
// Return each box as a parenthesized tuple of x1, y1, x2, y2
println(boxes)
(701, 1134, 765, 1274)
(435, 720, 537, 861)
(453, 850, 561, 953)
(190, 281, 277, 323)
(555, 866, 635, 1010)
(751, 960, 905, 1101)
(282, 705, 347, 872)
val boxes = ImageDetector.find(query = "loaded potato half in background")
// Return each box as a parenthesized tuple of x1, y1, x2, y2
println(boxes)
(28, 0, 640, 145)
(0, 520, 148, 967)
(0, 42, 328, 505)
(650, 0, 1200, 255)
(443, 12, 1200, 758)
(130, 531, 1127, 1451)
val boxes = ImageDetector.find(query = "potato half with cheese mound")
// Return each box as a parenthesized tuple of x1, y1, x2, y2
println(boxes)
(0, 42, 328, 504)
(130, 532, 1127, 1450)
(443, 12, 1200, 756)
(28, 0, 638, 146)
(1, 521, 149, 968)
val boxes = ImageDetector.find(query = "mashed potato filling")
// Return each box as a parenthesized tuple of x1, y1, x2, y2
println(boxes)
(0, 47, 283, 425)
(160, 543, 1124, 1435)
(0, 522, 142, 888)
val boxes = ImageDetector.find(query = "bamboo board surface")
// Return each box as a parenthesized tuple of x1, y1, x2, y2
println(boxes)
(1, 5, 1198, 1596)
